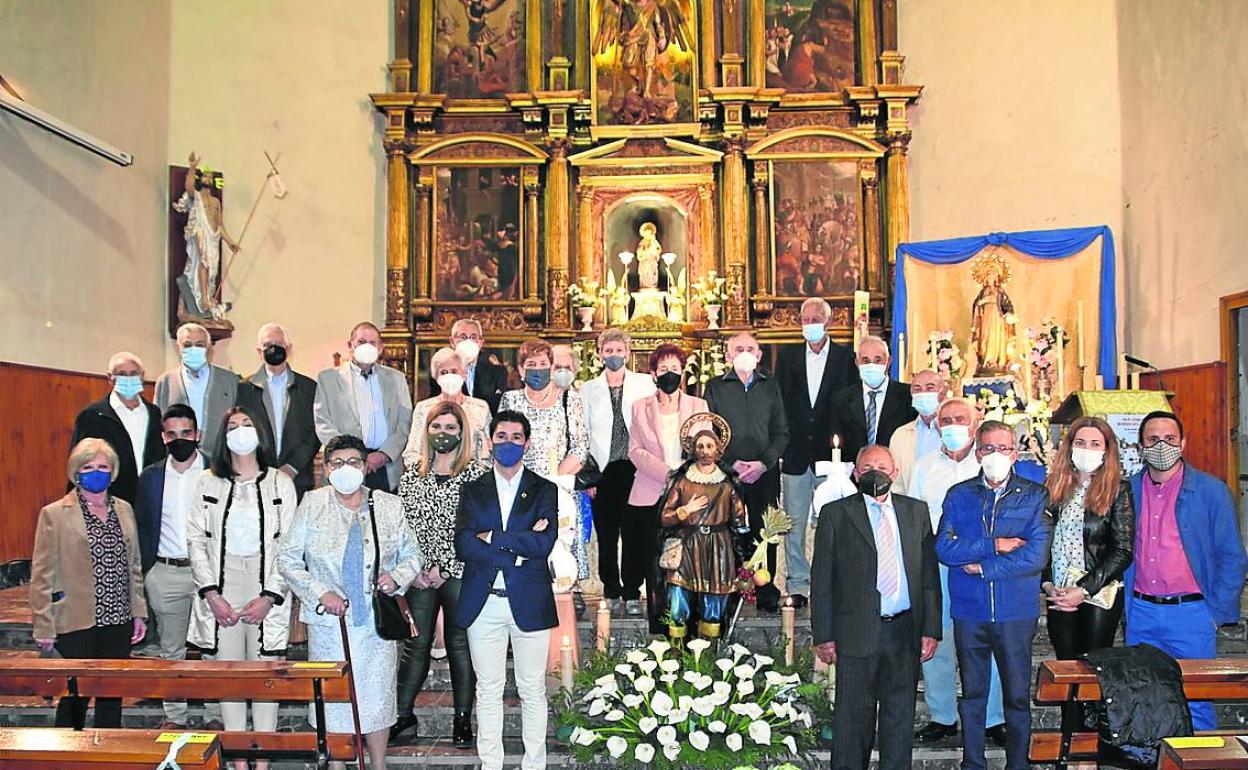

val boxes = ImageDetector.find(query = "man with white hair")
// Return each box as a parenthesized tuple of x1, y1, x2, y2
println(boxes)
(70, 351, 165, 503)
(889, 368, 947, 494)
(433, 318, 507, 414)
(236, 323, 319, 498)
(827, 335, 916, 459)
(155, 322, 240, 454)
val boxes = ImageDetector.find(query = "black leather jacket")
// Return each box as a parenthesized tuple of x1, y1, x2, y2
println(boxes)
(1044, 480, 1135, 596)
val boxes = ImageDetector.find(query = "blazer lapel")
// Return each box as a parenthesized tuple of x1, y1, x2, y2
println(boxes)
(814, 345, 842, 404)
(506, 469, 540, 531)
(847, 495, 877, 552)
(848, 387, 868, 430)
(337, 364, 362, 428)
(482, 470, 504, 531)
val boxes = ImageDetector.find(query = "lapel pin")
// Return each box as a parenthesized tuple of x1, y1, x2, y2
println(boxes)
(521, 492, 528, 500)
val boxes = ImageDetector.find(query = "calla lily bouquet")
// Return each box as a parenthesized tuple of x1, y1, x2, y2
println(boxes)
(558, 638, 823, 769)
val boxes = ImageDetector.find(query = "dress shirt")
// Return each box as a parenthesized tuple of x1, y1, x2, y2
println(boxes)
(805, 343, 829, 407)
(351, 363, 388, 450)
(224, 479, 262, 557)
(1134, 465, 1201, 595)
(658, 411, 682, 469)
(109, 391, 149, 473)
(182, 365, 211, 432)
(267, 367, 289, 455)
(465, 362, 477, 397)
(158, 454, 202, 559)
(909, 449, 981, 533)
(861, 382, 886, 445)
(492, 467, 525, 587)
(914, 417, 941, 463)
(865, 493, 910, 616)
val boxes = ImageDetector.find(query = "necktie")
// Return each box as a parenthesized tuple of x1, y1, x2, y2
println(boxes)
(866, 390, 879, 446)
(875, 502, 900, 602)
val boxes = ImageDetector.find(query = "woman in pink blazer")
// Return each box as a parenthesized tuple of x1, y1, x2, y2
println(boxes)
(627, 343, 710, 632)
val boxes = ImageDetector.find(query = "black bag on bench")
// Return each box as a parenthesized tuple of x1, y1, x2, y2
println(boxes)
(1085, 643, 1192, 768)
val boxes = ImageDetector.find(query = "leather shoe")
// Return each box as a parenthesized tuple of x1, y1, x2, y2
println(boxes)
(201, 719, 224, 731)
(787, 594, 808, 610)
(914, 721, 958, 742)
(986, 724, 1007, 747)
(390, 715, 418, 741)
(158, 720, 187, 730)
(452, 712, 474, 747)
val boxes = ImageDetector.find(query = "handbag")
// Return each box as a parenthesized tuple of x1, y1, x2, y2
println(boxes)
(563, 390, 603, 490)
(1065, 568, 1123, 610)
(658, 536, 684, 571)
(366, 492, 419, 641)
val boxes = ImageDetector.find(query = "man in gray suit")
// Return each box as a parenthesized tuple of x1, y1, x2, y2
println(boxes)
(313, 321, 413, 492)
(155, 322, 240, 454)
(811, 445, 941, 770)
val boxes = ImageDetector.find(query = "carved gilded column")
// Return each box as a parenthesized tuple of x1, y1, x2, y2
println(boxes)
(861, 167, 881, 292)
(524, 174, 541, 308)
(416, 0, 433, 93)
(385, 145, 410, 328)
(719, 0, 744, 87)
(721, 138, 749, 325)
(391, 0, 412, 92)
(884, 134, 911, 271)
(698, 181, 718, 273)
(576, 183, 596, 284)
(700, 0, 717, 88)
(750, 168, 770, 297)
(748, 0, 765, 86)
(545, 140, 571, 329)
(413, 177, 433, 309)
(857, 0, 879, 86)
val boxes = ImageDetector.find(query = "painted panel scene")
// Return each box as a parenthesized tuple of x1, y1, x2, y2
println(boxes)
(772, 160, 861, 296)
(433, 0, 527, 98)
(591, 0, 697, 125)
(434, 167, 522, 300)
(764, 0, 856, 93)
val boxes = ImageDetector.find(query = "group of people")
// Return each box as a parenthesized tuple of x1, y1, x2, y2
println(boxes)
(27, 298, 1248, 770)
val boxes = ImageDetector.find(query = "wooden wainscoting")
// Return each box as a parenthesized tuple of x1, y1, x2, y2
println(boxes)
(1140, 361, 1228, 478)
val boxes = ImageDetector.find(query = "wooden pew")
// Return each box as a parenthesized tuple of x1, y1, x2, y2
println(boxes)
(0, 659, 358, 769)
(1030, 659, 1248, 768)
(0, 727, 221, 769)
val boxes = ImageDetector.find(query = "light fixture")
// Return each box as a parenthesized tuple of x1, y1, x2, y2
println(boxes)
(0, 88, 133, 166)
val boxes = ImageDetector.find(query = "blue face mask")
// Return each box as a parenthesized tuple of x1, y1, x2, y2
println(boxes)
(78, 469, 112, 494)
(602, 355, 627, 372)
(912, 392, 940, 417)
(939, 424, 971, 452)
(113, 375, 143, 400)
(860, 363, 887, 389)
(524, 368, 551, 390)
(181, 345, 208, 371)
(801, 323, 826, 344)
(493, 440, 525, 468)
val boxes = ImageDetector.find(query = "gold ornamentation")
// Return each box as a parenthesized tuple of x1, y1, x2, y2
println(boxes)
(679, 411, 732, 455)
(386, 268, 408, 326)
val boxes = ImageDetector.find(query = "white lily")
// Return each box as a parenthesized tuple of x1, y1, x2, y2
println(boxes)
(633, 676, 656, 694)
(715, 658, 734, 673)
(736, 679, 755, 697)
(712, 680, 733, 698)
(625, 649, 649, 665)
(650, 691, 674, 716)
(587, 698, 608, 717)
(733, 664, 756, 680)
(638, 716, 659, 734)
(748, 720, 773, 745)
(729, 643, 751, 661)
(656, 725, 677, 747)
(606, 735, 628, 759)
(708, 689, 731, 707)
(686, 638, 712, 663)
(708, 719, 727, 733)
(581, 686, 601, 702)
(764, 670, 787, 688)
(691, 696, 716, 716)
(730, 702, 765, 720)
(659, 673, 678, 684)
(682, 670, 701, 684)
(622, 693, 643, 709)
(647, 639, 672, 659)
(783, 735, 799, 755)
(659, 658, 681, 673)
(638, 659, 658, 675)
(753, 653, 774, 668)
(726, 733, 743, 751)
(572, 726, 600, 746)
(667, 708, 689, 724)
(693, 674, 714, 691)
(769, 700, 791, 720)
(663, 742, 681, 761)
(615, 664, 635, 679)
(678, 695, 693, 710)
(605, 709, 625, 722)
(634, 742, 655, 763)
(689, 730, 710, 751)
(594, 674, 617, 687)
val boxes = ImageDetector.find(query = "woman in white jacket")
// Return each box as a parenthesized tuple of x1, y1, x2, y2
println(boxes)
(187, 406, 296, 770)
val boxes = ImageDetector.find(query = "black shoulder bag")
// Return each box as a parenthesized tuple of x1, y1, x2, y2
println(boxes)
(367, 492, 419, 641)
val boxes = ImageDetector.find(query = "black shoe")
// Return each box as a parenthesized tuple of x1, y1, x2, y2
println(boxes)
(572, 592, 587, 620)
(787, 594, 808, 610)
(452, 712, 474, 747)
(914, 721, 958, 742)
(390, 715, 418, 741)
(986, 724, 1007, 747)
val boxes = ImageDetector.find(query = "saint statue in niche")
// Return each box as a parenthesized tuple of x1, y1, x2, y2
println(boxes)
(635, 222, 662, 289)
(172, 152, 237, 321)
(969, 250, 1018, 376)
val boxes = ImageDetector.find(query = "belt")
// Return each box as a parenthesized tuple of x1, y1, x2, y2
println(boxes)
(488, 588, 509, 598)
(881, 609, 911, 623)
(1133, 590, 1204, 605)
(156, 556, 191, 568)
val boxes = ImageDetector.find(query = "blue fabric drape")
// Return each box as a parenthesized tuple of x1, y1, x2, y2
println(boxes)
(891, 226, 1118, 388)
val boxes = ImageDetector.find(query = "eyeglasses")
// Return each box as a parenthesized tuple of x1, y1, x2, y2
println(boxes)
(976, 444, 1016, 455)
(452, 333, 483, 342)
(326, 458, 365, 471)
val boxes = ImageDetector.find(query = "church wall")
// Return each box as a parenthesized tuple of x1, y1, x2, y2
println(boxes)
(1117, 0, 1248, 369)
(0, 0, 173, 375)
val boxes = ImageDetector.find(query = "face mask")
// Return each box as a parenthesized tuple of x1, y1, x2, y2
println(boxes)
(1141, 441, 1183, 472)
(437, 373, 465, 395)
(859, 363, 887, 389)
(263, 344, 287, 367)
(167, 438, 199, 463)
(733, 351, 758, 374)
(78, 469, 112, 494)
(912, 392, 940, 418)
(226, 425, 260, 456)
(981, 452, 1014, 483)
(352, 342, 380, 367)
(553, 369, 576, 390)
(524, 367, 551, 390)
(429, 431, 462, 454)
(454, 339, 481, 364)
(493, 440, 525, 467)
(328, 464, 365, 495)
(113, 375, 144, 401)
(940, 424, 972, 452)
(1071, 447, 1105, 474)
(603, 355, 627, 372)
(856, 469, 893, 498)
(181, 346, 208, 371)
(655, 371, 682, 395)
(801, 323, 826, 344)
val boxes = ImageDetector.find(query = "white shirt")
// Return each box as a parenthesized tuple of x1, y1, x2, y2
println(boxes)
(267, 368, 289, 456)
(909, 448, 981, 533)
(109, 391, 149, 472)
(350, 363, 387, 450)
(861, 382, 886, 442)
(658, 411, 682, 469)
(158, 454, 202, 559)
(224, 479, 262, 557)
(805, 343, 830, 407)
(492, 466, 526, 587)
(864, 493, 910, 616)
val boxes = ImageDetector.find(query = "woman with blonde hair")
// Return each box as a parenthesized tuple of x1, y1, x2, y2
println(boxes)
(401, 347, 492, 468)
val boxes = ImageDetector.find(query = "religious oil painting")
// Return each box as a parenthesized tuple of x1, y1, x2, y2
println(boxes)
(433, 167, 523, 301)
(764, 0, 856, 93)
(770, 159, 862, 297)
(433, 0, 527, 98)
(590, 0, 698, 128)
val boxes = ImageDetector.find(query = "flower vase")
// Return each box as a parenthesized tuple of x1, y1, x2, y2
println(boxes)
(577, 306, 595, 332)
(704, 303, 722, 330)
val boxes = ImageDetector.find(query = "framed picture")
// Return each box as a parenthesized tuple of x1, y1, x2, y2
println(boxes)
(764, 0, 856, 93)
(769, 159, 862, 296)
(433, 0, 527, 98)
(432, 166, 524, 301)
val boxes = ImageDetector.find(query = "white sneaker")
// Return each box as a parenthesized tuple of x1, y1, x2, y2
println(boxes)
(625, 600, 643, 617)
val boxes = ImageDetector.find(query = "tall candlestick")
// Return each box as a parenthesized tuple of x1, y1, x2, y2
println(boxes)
(897, 332, 907, 383)
(929, 336, 937, 371)
(1094, 374, 1104, 391)
(1023, 337, 1033, 401)
(910, 312, 919, 373)
(1076, 300, 1086, 370)
(781, 598, 796, 666)
(1117, 354, 1128, 390)
(560, 635, 574, 693)
(1056, 333, 1065, 400)
(596, 600, 611, 652)
(832, 435, 842, 465)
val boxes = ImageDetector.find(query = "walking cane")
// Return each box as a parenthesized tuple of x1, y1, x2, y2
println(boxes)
(318, 600, 367, 770)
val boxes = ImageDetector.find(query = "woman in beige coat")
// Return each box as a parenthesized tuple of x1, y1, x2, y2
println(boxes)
(30, 438, 147, 728)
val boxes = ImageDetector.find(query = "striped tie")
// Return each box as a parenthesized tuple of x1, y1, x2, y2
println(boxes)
(866, 389, 879, 446)
(875, 502, 900, 601)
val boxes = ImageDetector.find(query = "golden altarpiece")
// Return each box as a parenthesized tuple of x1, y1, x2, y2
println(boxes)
(371, 0, 921, 390)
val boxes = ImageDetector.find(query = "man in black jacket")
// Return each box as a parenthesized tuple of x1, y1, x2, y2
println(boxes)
(827, 335, 917, 460)
(430, 318, 508, 413)
(70, 351, 165, 504)
(774, 298, 859, 607)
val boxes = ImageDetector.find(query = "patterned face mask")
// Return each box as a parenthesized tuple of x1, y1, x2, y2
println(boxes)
(1141, 441, 1182, 471)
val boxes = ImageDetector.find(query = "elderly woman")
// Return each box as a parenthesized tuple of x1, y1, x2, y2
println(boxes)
(279, 434, 422, 770)
(30, 438, 147, 728)
(402, 347, 492, 468)
(187, 406, 296, 767)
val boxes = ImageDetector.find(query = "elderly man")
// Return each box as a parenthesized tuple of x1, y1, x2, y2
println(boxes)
(774, 298, 858, 608)
(889, 369, 946, 494)
(71, 351, 165, 504)
(314, 321, 414, 492)
(155, 322, 240, 454)
(236, 323, 319, 498)
(827, 336, 916, 460)
(705, 331, 789, 612)
(431, 318, 507, 413)
(403, 346, 493, 465)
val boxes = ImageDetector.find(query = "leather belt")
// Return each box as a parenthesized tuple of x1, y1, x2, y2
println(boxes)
(881, 609, 911, 623)
(156, 556, 191, 568)
(1132, 589, 1204, 605)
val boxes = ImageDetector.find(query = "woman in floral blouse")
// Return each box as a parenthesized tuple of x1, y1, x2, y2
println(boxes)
(393, 401, 487, 746)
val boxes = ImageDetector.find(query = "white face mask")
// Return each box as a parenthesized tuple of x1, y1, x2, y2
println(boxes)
(454, 339, 481, 364)
(353, 342, 380, 366)
(981, 452, 1014, 483)
(437, 372, 465, 395)
(225, 425, 260, 456)
(329, 464, 365, 495)
(733, 351, 758, 374)
(1071, 447, 1105, 474)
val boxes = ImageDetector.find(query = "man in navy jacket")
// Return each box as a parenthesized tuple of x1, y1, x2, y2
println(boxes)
(454, 410, 557, 770)
(936, 420, 1051, 770)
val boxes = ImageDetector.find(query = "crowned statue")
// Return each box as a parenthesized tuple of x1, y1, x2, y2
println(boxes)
(969, 249, 1018, 376)
(618, 220, 679, 321)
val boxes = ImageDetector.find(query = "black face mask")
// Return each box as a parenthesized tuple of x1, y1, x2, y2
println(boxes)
(167, 438, 199, 463)
(263, 344, 287, 366)
(856, 469, 892, 498)
(655, 371, 682, 395)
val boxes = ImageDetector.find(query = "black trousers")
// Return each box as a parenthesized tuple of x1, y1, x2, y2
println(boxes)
(55, 622, 132, 728)
(832, 613, 920, 770)
(740, 464, 781, 607)
(1047, 594, 1123, 732)
(592, 460, 647, 600)
(397, 578, 474, 714)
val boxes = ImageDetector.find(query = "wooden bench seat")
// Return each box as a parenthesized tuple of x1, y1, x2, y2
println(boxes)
(0, 727, 222, 769)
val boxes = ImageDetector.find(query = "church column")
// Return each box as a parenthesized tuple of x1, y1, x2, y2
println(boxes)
(390, 0, 412, 92)
(546, 140, 571, 330)
(382, 141, 413, 378)
(750, 167, 770, 298)
(721, 138, 749, 326)
(523, 170, 542, 318)
(884, 133, 911, 275)
(748, 0, 765, 86)
(415, 0, 433, 93)
(857, 0, 879, 86)
(412, 178, 433, 311)
(576, 183, 596, 285)
(700, 0, 717, 88)
(861, 166, 881, 293)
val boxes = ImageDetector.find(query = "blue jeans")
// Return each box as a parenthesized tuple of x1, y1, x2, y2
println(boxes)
(922, 565, 1004, 727)
(781, 469, 818, 596)
(1125, 595, 1217, 730)
(953, 618, 1037, 770)
(668, 586, 729, 628)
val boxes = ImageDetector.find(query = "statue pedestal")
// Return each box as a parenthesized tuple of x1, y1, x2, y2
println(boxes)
(631, 289, 668, 320)
(962, 375, 1021, 403)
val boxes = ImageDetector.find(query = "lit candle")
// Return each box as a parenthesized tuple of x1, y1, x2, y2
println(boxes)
(832, 435, 842, 465)
(1022, 335, 1033, 400)
(1131, 372, 1141, 390)
(560, 634, 574, 693)
(1076, 300, 1086, 370)
(781, 598, 796, 665)
(596, 600, 611, 652)
(1056, 332, 1065, 399)
(1117, 354, 1128, 390)
(910, 312, 919, 373)
(897, 332, 907, 383)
